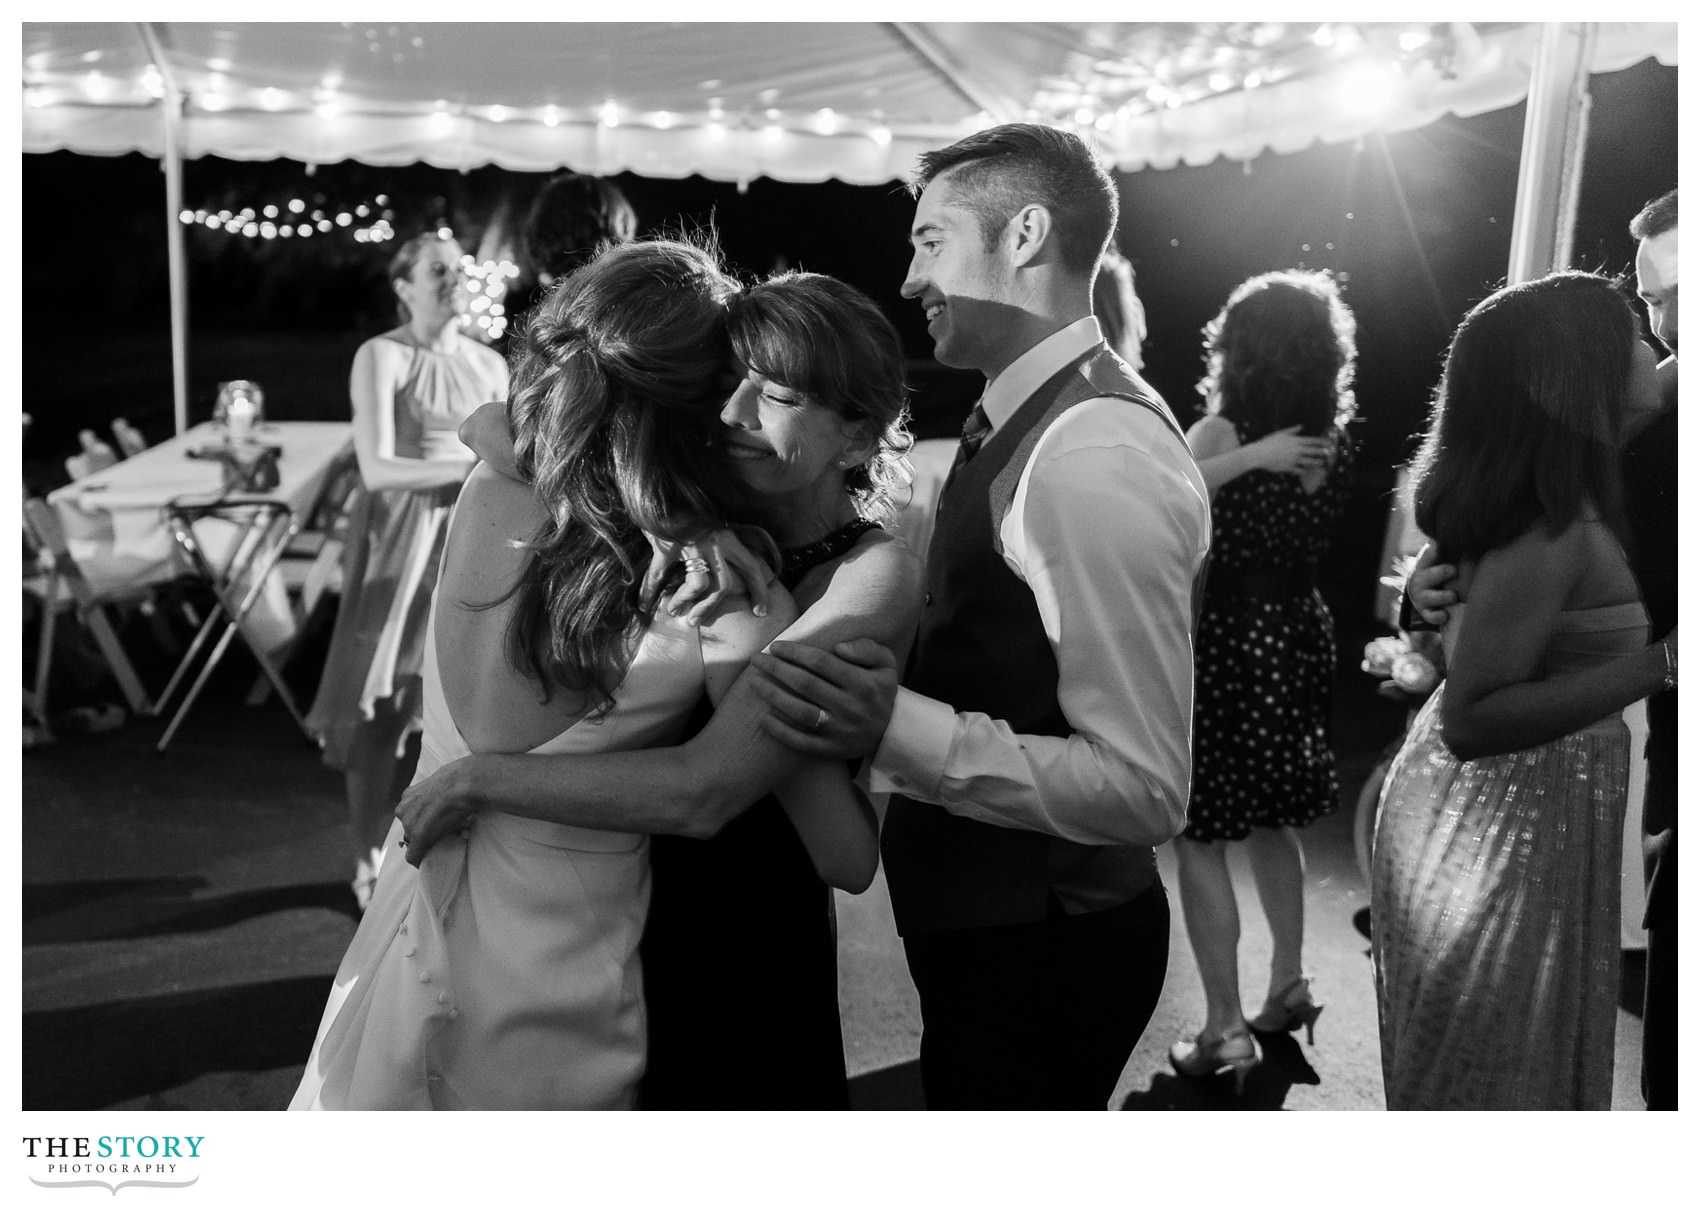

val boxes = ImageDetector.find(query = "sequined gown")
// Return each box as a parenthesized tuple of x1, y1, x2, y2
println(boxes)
(1370, 598, 1648, 1109)
(291, 599, 708, 1110)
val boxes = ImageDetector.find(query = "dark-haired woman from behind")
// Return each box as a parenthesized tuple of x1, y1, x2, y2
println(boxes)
(1168, 270, 1358, 1090)
(1371, 271, 1675, 1110)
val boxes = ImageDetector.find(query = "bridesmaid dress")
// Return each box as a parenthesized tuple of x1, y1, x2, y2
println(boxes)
(1371, 597, 1648, 1109)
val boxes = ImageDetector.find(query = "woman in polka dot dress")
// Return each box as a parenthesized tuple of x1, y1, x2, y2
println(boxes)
(1168, 270, 1358, 1091)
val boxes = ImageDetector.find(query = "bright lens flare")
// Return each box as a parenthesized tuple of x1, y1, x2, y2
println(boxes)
(1335, 60, 1401, 120)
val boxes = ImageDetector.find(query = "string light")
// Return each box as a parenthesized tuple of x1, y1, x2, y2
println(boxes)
(459, 255, 520, 342)
(25, 22, 1475, 152)
(179, 195, 397, 243)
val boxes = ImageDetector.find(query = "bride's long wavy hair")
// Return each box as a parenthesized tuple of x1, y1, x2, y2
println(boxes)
(499, 238, 744, 708)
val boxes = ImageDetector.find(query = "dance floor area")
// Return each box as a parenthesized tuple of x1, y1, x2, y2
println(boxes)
(20, 618, 1649, 1112)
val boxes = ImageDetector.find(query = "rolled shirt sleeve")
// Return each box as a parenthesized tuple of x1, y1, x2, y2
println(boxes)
(871, 396, 1210, 847)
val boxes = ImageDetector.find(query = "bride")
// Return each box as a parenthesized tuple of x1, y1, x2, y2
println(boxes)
(290, 239, 869, 1109)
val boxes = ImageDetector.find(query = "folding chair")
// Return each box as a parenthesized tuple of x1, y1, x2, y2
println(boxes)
(241, 447, 363, 706)
(152, 498, 311, 753)
(279, 445, 363, 630)
(22, 496, 180, 735)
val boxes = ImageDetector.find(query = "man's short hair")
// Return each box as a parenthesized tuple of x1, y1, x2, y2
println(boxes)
(911, 123, 1118, 277)
(1630, 188, 1677, 241)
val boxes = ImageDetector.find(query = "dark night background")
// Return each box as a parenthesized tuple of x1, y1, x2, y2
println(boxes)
(20, 57, 1676, 636)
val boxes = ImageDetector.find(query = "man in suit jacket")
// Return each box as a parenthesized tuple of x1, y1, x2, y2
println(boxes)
(750, 123, 1211, 1109)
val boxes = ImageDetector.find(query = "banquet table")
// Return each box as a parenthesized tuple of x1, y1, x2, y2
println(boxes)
(47, 420, 354, 653)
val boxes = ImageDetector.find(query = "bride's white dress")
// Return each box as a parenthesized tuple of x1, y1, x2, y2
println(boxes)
(291, 602, 706, 1110)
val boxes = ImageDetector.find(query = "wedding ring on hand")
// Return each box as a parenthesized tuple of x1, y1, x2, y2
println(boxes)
(683, 555, 710, 576)
(811, 706, 830, 732)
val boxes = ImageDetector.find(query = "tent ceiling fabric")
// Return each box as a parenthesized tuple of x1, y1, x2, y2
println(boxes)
(22, 21, 1675, 182)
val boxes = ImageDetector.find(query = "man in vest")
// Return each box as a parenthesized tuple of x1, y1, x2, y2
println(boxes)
(751, 123, 1212, 1108)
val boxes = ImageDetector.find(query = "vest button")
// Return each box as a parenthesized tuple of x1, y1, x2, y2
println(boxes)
(924, 593, 934, 607)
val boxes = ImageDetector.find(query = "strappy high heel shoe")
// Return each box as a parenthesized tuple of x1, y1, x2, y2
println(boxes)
(1246, 975, 1324, 1044)
(1169, 1025, 1260, 1094)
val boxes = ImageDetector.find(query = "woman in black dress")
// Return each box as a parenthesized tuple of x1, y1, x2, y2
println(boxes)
(396, 270, 922, 1107)
(1167, 270, 1358, 1090)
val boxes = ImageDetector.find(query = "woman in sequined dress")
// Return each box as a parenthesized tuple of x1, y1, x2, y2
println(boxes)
(396, 272, 924, 1107)
(1167, 270, 1357, 1090)
(1370, 272, 1676, 1109)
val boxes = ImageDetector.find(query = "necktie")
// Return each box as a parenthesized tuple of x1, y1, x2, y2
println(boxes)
(942, 402, 991, 493)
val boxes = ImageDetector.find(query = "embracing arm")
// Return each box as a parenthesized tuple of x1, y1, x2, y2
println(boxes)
(1185, 415, 1330, 497)
(349, 339, 480, 492)
(754, 536, 923, 881)
(396, 589, 883, 891)
(1441, 526, 1671, 760)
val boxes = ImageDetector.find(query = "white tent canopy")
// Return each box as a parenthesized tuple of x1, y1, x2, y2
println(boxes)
(20, 21, 1678, 434)
(23, 21, 1676, 182)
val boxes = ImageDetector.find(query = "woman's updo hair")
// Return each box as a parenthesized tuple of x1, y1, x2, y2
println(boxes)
(726, 272, 913, 521)
(387, 232, 460, 324)
(1198, 269, 1357, 437)
(500, 237, 743, 706)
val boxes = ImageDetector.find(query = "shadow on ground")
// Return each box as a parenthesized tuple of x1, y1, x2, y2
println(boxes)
(1120, 1030, 1321, 1110)
(23, 976, 333, 1110)
(24, 878, 358, 946)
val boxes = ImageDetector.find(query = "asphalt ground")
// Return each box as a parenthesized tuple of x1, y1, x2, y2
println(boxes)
(19, 612, 1651, 1113)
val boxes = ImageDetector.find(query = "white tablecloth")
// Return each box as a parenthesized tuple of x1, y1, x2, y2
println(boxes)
(48, 421, 353, 650)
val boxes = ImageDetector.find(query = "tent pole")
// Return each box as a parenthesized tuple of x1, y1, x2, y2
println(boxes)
(137, 22, 190, 435)
(161, 93, 189, 437)
(1506, 22, 1597, 285)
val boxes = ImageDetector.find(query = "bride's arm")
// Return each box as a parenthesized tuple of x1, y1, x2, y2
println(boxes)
(1441, 524, 1670, 759)
(396, 585, 887, 892)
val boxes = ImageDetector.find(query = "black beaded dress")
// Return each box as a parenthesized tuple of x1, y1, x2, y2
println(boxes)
(1183, 424, 1355, 843)
(638, 520, 878, 1109)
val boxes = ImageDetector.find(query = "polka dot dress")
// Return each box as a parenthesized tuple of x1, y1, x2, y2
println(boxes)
(1184, 423, 1356, 843)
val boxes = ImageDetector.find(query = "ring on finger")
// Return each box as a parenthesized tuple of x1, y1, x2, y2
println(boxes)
(683, 556, 710, 575)
(812, 706, 830, 732)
